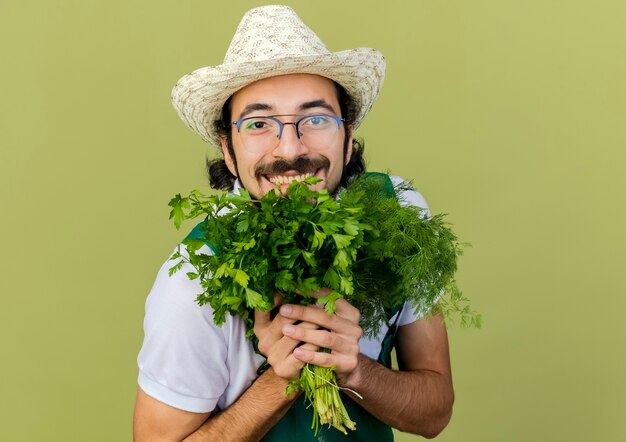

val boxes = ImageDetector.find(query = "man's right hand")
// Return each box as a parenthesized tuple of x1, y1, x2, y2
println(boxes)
(253, 294, 320, 380)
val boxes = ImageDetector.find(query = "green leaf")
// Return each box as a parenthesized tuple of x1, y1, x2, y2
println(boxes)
(315, 191, 330, 204)
(245, 288, 271, 310)
(323, 268, 341, 289)
(333, 249, 350, 270)
(168, 194, 190, 230)
(320, 220, 344, 234)
(236, 218, 249, 233)
(343, 220, 360, 236)
(223, 296, 243, 307)
(303, 176, 323, 186)
(234, 269, 250, 288)
(168, 260, 184, 276)
(299, 277, 321, 297)
(233, 238, 256, 252)
(275, 270, 294, 292)
(183, 238, 208, 253)
(228, 188, 252, 205)
(302, 251, 317, 267)
(286, 378, 302, 397)
(339, 275, 353, 295)
(311, 228, 326, 250)
(214, 262, 230, 279)
(317, 290, 343, 316)
(332, 234, 352, 249)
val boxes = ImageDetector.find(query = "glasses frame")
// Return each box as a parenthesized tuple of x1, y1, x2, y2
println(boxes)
(231, 113, 345, 143)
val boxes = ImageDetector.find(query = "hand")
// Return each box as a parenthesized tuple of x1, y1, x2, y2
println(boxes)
(278, 289, 363, 383)
(253, 294, 319, 380)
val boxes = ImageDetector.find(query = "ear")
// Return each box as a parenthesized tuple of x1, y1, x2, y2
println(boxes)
(344, 125, 354, 165)
(220, 136, 238, 177)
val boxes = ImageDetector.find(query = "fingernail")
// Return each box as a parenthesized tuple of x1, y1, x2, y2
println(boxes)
(280, 305, 292, 315)
(283, 325, 295, 335)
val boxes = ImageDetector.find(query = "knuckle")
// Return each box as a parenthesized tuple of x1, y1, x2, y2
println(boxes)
(302, 343, 318, 351)
(327, 313, 339, 328)
(345, 358, 357, 373)
(354, 325, 363, 340)
(321, 352, 334, 366)
(322, 332, 335, 348)
(348, 343, 360, 357)
(289, 305, 303, 316)
(273, 365, 287, 378)
(302, 321, 317, 330)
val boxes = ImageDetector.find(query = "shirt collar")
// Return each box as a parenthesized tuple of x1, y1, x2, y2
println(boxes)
(233, 178, 243, 194)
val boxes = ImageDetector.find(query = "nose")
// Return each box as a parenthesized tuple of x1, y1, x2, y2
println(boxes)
(273, 122, 309, 159)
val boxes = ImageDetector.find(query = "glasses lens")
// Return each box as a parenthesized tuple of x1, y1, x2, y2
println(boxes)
(238, 117, 280, 151)
(298, 115, 341, 148)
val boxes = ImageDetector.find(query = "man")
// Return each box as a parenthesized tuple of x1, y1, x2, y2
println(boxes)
(134, 5, 453, 441)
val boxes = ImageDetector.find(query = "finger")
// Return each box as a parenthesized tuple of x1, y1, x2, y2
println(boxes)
(266, 335, 301, 376)
(282, 325, 358, 355)
(254, 308, 272, 329)
(268, 336, 317, 368)
(297, 321, 319, 331)
(292, 347, 358, 375)
(280, 304, 357, 333)
(257, 316, 318, 353)
(292, 347, 335, 368)
(307, 288, 332, 299)
(332, 298, 361, 323)
(255, 292, 285, 327)
(273, 320, 319, 350)
(270, 342, 319, 379)
(263, 313, 296, 344)
(274, 293, 283, 306)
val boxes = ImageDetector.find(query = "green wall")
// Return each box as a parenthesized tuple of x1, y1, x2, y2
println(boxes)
(1, 1, 625, 440)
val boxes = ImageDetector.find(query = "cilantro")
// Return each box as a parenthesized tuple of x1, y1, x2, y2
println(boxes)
(168, 173, 480, 434)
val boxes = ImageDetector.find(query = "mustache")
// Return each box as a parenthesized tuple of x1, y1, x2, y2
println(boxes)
(255, 157, 330, 179)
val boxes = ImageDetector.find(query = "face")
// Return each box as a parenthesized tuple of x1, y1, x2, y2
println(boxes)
(221, 74, 353, 199)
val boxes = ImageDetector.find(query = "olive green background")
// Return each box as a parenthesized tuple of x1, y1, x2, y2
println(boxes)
(1, 1, 625, 441)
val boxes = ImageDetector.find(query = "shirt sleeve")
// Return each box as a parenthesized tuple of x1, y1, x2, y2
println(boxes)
(137, 246, 229, 413)
(389, 176, 443, 326)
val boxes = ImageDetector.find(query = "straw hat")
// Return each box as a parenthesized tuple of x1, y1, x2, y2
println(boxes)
(171, 5, 386, 146)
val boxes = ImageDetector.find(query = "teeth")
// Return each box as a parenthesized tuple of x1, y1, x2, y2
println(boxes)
(269, 172, 313, 184)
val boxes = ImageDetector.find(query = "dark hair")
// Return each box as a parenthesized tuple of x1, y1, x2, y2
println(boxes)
(206, 81, 366, 191)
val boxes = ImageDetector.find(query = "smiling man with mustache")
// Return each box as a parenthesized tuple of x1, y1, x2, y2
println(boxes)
(134, 6, 454, 442)
(210, 74, 360, 200)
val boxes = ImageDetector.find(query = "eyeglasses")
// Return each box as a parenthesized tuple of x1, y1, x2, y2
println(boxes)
(231, 114, 344, 151)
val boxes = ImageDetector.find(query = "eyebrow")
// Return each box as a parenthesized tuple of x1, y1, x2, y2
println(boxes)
(298, 100, 337, 115)
(238, 103, 273, 120)
(237, 99, 338, 120)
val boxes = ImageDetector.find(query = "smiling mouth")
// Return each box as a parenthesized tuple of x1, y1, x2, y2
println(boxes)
(255, 157, 330, 183)
(267, 172, 314, 185)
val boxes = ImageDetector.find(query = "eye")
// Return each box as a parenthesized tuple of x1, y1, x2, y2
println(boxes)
(242, 117, 274, 132)
(245, 120, 267, 130)
(303, 115, 331, 128)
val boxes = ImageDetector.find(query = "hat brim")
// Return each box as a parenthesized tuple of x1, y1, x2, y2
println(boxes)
(171, 47, 385, 146)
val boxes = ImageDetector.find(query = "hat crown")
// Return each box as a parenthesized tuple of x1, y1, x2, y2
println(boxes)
(223, 5, 330, 64)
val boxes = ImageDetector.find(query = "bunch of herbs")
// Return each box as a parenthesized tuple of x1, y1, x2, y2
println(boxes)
(168, 174, 479, 434)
